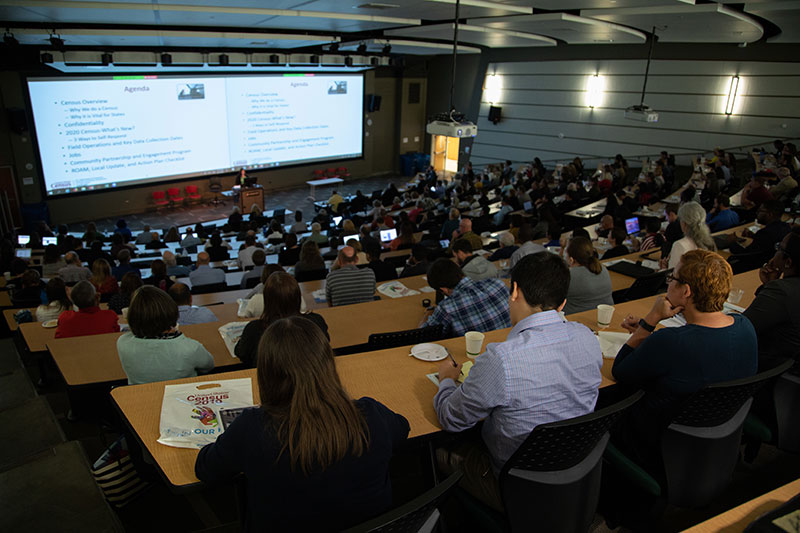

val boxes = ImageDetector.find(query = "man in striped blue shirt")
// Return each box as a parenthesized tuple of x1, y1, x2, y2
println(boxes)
(434, 252, 603, 510)
(325, 246, 376, 307)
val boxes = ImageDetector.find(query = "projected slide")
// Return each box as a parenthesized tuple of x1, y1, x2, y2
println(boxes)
(26, 73, 364, 196)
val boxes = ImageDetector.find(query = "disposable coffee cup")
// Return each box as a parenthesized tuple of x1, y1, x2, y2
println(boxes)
(3, 271, 10, 281)
(727, 288, 744, 305)
(597, 304, 615, 329)
(465, 331, 485, 359)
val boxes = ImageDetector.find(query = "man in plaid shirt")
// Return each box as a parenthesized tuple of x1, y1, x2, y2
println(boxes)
(422, 259, 510, 337)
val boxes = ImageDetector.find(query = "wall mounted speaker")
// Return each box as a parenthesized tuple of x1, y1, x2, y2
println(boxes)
(488, 106, 502, 125)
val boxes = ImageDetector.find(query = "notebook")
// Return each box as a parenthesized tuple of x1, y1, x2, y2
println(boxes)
(606, 260, 655, 279)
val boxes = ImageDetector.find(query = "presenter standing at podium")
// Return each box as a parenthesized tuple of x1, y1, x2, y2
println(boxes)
(239, 168, 248, 186)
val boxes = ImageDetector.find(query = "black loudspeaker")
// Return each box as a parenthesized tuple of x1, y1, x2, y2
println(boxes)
(488, 106, 502, 125)
(8, 108, 28, 134)
(366, 94, 382, 112)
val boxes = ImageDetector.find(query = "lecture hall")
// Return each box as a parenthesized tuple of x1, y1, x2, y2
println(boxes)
(1, 1, 799, 531)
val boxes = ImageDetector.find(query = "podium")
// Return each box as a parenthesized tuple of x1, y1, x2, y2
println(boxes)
(238, 185, 264, 212)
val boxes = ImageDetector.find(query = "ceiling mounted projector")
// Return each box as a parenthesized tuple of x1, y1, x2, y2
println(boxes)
(624, 105, 659, 123)
(426, 119, 477, 138)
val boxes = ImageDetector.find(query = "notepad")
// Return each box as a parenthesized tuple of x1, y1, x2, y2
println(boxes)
(426, 361, 474, 386)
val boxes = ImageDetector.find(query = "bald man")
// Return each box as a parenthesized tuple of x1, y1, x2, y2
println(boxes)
(163, 250, 191, 277)
(451, 217, 484, 253)
(189, 251, 226, 287)
(324, 245, 376, 306)
(597, 215, 614, 238)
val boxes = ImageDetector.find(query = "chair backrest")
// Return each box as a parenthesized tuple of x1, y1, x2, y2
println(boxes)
(619, 270, 667, 303)
(727, 250, 770, 275)
(499, 390, 644, 533)
(774, 357, 800, 453)
(167, 187, 179, 196)
(244, 276, 260, 289)
(661, 357, 792, 508)
(367, 324, 445, 351)
(342, 471, 462, 533)
(152, 190, 165, 200)
(294, 268, 328, 282)
(209, 177, 222, 192)
(186, 185, 198, 194)
(271, 209, 285, 224)
(190, 282, 227, 294)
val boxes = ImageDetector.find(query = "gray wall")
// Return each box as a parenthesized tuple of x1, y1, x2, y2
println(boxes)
(470, 58, 800, 168)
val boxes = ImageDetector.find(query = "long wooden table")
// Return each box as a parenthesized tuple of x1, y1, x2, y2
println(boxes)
(683, 478, 800, 532)
(111, 329, 617, 489)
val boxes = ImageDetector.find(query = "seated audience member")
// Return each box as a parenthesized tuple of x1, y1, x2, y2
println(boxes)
(110, 233, 136, 260)
(492, 198, 513, 227)
(278, 233, 300, 267)
(169, 282, 218, 325)
(638, 220, 665, 252)
(453, 239, 497, 281)
(90, 258, 119, 299)
(117, 286, 214, 385)
(441, 209, 461, 240)
(241, 265, 309, 317)
(729, 200, 791, 257)
(400, 244, 430, 278)
(450, 218, 483, 252)
(596, 215, 615, 239)
(12, 269, 44, 307)
(264, 220, 284, 243)
(36, 278, 73, 322)
(601, 227, 630, 260)
(55, 281, 120, 338)
(197, 316, 409, 530)
(87, 240, 114, 268)
(740, 171, 775, 211)
(163, 226, 181, 243)
(189, 252, 226, 288)
(240, 249, 267, 288)
(743, 228, 800, 360)
(662, 204, 684, 257)
(58, 251, 92, 284)
(305, 223, 328, 246)
(112, 249, 140, 280)
(238, 234, 260, 268)
(143, 232, 166, 250)
(612, 250, 757, 472)
(145, 259, 175, 291)
(770, 167, 798, 203)
(509, 223, 546, 269)
(488, 232, 518, 262)
(325, 246, 376, 307)
(227, 206, 243, 232)
(180, 229, 204, 249)
(135, 225, 153, 244)
(544, 223, 561, 248)
(706, 194, 740, 232)
(344, 239, 368, 266)
(390, 222, 416, 251)
(322, 237, 341, 262)
(294, 241, 326, 278)
(423, 258, 510, 337)
(341, 219, 358, 238)
(108, 272, 143, 315)
(289, 210, 307, 234)
(81, 221, 100, 243)
(114, 219, 132, 241)
(434, 252, 602, 509)
(564, 237, 614, 314)
(235, 273, 328, 367)
(359, 224, 380, 251)
(206, 233, 231, 262)
(663, 202, 715, 270)
(42, 244, 66, 277)
(327, 190, 344, 213)
(163, 251, 191, 277)
(365, 242, 398, 282)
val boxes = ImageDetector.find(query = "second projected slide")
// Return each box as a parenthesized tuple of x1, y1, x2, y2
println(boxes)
(27, 74, 363, 194)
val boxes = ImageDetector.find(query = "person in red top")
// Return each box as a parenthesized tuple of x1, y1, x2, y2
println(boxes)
(90, 258, 119, 300)
(55, 280, 120, 338)
(740, 171, 775, 211)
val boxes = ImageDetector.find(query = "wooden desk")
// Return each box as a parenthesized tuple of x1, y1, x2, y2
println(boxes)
(111, 330, 617, 488)
(192, 289, 250, 306)
(47, 321, 244, 387)
(300, 272, 434, 311)
(0, 291, 10, 307)
(683, 478, 800, 533)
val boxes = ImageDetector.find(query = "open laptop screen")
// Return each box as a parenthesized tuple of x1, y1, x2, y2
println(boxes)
(379, 228, 397, 242)
(625, 217, 640, 234)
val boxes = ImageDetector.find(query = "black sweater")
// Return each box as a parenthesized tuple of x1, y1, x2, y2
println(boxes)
(234, 313, 329, 367)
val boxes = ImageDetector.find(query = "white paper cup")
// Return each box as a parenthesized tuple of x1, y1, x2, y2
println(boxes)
(727, 288, 744, 305)
(465, 331, 485, 359)
(597, 304, 615, 329)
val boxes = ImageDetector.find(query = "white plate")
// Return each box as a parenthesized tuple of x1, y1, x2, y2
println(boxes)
(410, 343, 448, 362)
(42, 320, 58, 328)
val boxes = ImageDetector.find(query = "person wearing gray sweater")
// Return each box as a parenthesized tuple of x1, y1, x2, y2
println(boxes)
(563, 237, 613, 315)
(453, 239, 498, 281)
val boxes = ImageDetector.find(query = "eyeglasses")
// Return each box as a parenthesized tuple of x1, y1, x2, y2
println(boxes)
(665, 273, 686, 284)
(775, 242, 788, 255)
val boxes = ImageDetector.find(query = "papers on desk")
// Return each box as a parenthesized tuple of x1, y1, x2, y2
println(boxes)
(596, 331, 631, 359)
(641, 259, 660, 270)
(426, 360, 474, 386)
(218, 321, 248, 358)
(312, 289, 326, 303)
(378, 281, 420, 299)
(158, 378, 254, 449)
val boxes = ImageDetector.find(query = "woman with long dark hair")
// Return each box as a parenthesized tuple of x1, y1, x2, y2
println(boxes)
(234, 272, 328, 367)
(196, 316, 410, 531)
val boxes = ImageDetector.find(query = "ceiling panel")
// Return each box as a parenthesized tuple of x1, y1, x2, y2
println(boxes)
(385, 23, 556, 46)
(264, 0, 532, 20)
(582, 4, 764, 43)
(469, 12, 647, 43)
(744, 2, 800, 43)
(0, 5, 158, 24)
(340, 38, 481, 54)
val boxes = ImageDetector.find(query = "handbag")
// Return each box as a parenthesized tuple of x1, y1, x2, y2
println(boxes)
(91, 435, 150, 508)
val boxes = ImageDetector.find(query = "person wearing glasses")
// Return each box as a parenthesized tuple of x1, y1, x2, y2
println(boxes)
(743, 228, 800, 360)
(610, 249, 757, 473)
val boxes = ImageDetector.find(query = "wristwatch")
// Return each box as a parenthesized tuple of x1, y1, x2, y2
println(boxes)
(638, 318, 656, 333)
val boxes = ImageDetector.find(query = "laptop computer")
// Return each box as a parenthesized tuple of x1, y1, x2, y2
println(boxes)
(42, 236, 57, 246)
(624, 217, 640, 235)
(380, 228, 397, 242)
(17, 235, 30, 246)
(523, 201, 533, 212)
(15, 248, 31, 259)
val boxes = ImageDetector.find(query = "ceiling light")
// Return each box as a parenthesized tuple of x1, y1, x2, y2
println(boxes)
(101, 52, 113, 66)
(484, 74, 503, 105)
(725, 75, 740, 115)
(218, 54, 229, 66)
(160, 53, 172, 65)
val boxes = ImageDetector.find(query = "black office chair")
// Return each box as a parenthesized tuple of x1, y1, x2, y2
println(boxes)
(208, 177, 224, 206)
(342, 471, 462, 533)
(190, 282, 227, 295)
(606, 357, 793, 511)
(368, 324, 446, 351)
(243, 277, 260, 289)
(744, 357, 800, 457)
(727, 249, 771, 275)
(294, 268, 328, 282)
(612, 271, 667, 304)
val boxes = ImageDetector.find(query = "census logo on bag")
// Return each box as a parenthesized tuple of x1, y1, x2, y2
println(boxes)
(158, 378, 254, 450)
